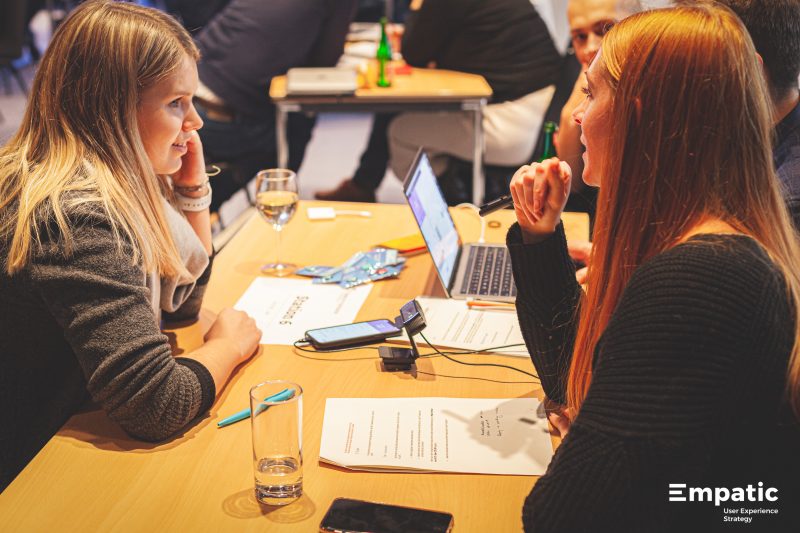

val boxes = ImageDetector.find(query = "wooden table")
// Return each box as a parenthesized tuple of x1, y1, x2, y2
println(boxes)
(0, 202, 588, 532)
(270, 66, 493, 205)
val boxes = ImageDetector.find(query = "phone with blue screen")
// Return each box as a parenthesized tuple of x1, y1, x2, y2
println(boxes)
(305, 320, 402, 349)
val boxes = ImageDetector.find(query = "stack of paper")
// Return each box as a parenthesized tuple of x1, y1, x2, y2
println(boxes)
(319, 397, 553, 475)
(392, 297, 528, 356)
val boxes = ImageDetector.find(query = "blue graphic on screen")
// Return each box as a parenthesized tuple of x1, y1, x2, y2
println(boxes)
(310, 320, 397, 344)
(406, 154, 460, 287)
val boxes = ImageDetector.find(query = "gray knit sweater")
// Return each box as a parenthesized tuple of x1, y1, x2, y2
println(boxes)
(0, 200, 215, 490)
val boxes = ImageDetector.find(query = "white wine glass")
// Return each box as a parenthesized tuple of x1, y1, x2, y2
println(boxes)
(255, 169, 298, 276)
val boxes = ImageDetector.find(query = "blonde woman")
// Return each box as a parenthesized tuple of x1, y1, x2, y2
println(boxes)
(0, 1, 260, 489)
(507, 4, 800, 530)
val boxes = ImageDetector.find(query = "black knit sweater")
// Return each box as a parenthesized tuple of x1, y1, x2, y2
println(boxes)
(507, 223, 800, 532)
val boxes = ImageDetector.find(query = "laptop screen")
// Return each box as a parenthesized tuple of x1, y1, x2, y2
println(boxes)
(403, 151, 461, 288)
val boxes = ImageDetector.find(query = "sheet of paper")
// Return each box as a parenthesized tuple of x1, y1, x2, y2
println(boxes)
(319, 397, 552, 475)
(234, 278, 373, 345)
(393, 297, 528, 356)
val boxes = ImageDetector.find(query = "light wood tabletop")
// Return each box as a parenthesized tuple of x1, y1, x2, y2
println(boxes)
(270, 65, 493, 104)
(0, 202, 588, 532)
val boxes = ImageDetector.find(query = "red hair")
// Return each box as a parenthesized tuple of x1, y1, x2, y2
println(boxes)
(566, 5, 800, 415)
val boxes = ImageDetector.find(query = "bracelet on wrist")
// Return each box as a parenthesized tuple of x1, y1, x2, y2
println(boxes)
(173, 178, 210, 195)
(176, 187, 212, 212)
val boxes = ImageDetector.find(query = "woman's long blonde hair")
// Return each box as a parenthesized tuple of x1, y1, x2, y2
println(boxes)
(568, 5, 800, 417)
(0, 0, 198, 277)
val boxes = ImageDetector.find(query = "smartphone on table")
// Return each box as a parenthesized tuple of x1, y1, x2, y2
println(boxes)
(304, 320, 402, 349)
(319, 497, 454, 533)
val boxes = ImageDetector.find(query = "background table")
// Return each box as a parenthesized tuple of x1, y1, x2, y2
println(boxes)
(0, 202, 588, 532)
(270, 67, 493, 205)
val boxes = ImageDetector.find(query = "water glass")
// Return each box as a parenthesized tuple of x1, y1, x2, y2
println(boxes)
(251, 380, 303, 506)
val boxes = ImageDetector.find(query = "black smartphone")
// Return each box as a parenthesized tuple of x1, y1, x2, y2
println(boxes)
(319, 498, 454, 533)
(305, 320, 401, 349)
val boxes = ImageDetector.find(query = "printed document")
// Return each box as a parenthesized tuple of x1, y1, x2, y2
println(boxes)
(394, 297, 528, 356)
(319, 397, 553, 475)
(234, 278, 372, 345)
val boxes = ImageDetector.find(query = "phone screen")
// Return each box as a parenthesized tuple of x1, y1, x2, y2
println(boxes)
(306, 320, 400, 347)
(320, 498, 453, 533)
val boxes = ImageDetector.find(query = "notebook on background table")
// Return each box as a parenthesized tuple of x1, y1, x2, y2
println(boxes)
(402, 149, 516, 302)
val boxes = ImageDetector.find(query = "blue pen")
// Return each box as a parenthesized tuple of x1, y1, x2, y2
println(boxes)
(217, 388, 294, 428)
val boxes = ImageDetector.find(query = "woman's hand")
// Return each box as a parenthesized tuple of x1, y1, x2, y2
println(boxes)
(568, 240, 593, 284)
(509, 158, 572, 243)
(204, 307, 262, 365)
(544, 397, 573, 439)
(172, 130, 207, 188)
(184, 308, 262, 397)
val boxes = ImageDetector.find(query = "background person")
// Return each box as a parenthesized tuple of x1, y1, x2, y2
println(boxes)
(0, 1, 261, 490)
(185, 0, 358, 210)
(557, 0, 642, 193)
(708, 0, 800, 228)
(507, 5, 800, 529)
(317, 0, 561, 202)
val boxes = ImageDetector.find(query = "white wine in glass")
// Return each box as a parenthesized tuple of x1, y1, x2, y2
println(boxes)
(255, 169, 298, 276)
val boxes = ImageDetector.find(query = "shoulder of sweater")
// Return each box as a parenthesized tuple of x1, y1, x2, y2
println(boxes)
(609, 233, 789, 345)
(634, 234, 783, 291)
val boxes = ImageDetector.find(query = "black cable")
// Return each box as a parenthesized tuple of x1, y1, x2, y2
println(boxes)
(292, 337, 539, 382)
(414, 370, 535, 385)
(293, 340, 381, 354)
(293, 339, 528, 359)
(418, 332, 539, 380)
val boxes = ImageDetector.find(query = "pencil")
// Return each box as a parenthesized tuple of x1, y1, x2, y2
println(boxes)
(466, 301, 516, 310)
(217, 388, 294, 428)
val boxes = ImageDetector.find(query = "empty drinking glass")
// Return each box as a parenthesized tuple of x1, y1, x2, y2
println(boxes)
(251, 380, 303, 506)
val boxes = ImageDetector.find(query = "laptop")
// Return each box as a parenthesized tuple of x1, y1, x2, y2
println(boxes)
(403, 149, 516, 302)
(286, 68, 357, 96)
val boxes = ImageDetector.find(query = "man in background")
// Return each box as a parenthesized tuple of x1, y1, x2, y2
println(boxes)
(317, 0, 561, 203)
(557, 0, 642, 195)
(172, 0, 358, 210)
(711, 0, 800, 228)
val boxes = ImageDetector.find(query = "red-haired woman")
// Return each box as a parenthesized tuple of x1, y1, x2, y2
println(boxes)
(508, 4, 800, 530)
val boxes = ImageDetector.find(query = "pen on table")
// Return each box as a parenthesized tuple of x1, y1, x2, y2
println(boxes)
(478, 194, 513, 217)
(466, 300, 516, 311)
(217, 388, 294, 428)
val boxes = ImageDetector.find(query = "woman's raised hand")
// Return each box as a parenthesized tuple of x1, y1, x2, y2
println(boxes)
(172, 130, 207, 188)
(509, 158, 572, 242)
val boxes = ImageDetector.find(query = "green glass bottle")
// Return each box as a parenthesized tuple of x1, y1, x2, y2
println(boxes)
(377, 17, 392, 88)
(538, 121, 557, 162)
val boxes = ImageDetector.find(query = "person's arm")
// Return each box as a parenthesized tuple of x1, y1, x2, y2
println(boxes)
(172, 130, 212, 255)
(506, 159, 577, 403)
(521, 241, 785, 531)
(401, 0, 460, 68)
(29, 207, 260, 441)
(306, 0, 358, 67)
(507, 223, 580, 405)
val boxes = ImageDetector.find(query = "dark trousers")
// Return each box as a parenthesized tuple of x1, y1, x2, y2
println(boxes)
(197, 104, 315, 211)
(352, 112, 397, 191)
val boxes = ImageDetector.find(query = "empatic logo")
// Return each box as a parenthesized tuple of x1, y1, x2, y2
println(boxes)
(668, 482, 778, 506)
(668, 482, 781, 524)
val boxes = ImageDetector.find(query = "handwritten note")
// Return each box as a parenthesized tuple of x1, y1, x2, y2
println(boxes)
(319, 397, 553, 475)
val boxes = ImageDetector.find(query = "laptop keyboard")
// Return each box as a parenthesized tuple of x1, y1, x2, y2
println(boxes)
(462, 246, 516, 297)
